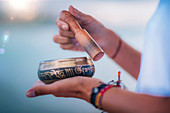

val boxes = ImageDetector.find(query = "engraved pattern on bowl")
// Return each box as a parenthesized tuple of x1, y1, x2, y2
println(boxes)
(38, 57, 95, 84)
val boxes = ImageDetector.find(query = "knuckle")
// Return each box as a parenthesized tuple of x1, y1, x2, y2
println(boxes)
(56, 18, 60, 26)
(53, 35, 59, 42)
(59, 29, 63, 35)
(35, 88, 43, 96)
(66, 38, 71, 43)
(60, 44, 66, 50)
(60, 10, 67, 15)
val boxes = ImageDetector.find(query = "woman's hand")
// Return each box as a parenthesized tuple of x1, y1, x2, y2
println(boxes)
(26, 77, 103, 103)
(54, 5, 120, 57)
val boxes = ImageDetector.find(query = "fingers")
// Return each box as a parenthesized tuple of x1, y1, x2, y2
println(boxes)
(68, 5, 92, 25)
(26, 84, 52, 98)
(56, 18, 75, 38)
(60, 43, 75, 50)
(56, 18, 69, 31)
(69, 5, 85, 20)
(53, 35, 73, 44)
(26, 77, 81, 98)
(53, 35, 76, 50)
(53, 34, 84, 51)
(60, 10, 82, 33)
(59, 29, 75, 38)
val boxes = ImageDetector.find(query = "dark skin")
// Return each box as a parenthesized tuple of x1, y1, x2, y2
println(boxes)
(26, 5, 170, 113)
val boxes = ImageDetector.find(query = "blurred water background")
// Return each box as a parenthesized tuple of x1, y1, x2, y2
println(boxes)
(0, 0, 159, 113)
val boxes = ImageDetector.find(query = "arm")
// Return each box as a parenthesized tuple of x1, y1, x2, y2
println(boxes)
(102, 88, 170, 113)
(26, 77, 170, 113)
(101, 29, 141, 79)
(54, 5, 141, 79)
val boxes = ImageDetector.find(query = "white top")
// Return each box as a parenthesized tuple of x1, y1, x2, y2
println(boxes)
(136, 0, 170, 96)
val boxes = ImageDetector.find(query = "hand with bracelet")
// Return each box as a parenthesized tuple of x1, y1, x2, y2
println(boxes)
(26, 4, 170, 113)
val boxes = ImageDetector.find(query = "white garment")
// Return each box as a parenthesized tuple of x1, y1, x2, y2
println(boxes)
(136, 0, 170, 96)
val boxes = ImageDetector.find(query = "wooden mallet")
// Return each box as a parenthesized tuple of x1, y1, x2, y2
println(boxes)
(60, 10, 104, 61)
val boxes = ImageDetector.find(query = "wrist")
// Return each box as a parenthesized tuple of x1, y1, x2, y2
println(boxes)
(90, 84, 116, 110)
(78, 77, 104, 103)
(100, 28, 121, 58)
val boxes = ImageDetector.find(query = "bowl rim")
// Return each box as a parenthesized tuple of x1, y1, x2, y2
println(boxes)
(40, 57, 91, 64)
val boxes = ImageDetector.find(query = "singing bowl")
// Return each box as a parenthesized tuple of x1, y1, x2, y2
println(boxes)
(38, 57, 95, 84)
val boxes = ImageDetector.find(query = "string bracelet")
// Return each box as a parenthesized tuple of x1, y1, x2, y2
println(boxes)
(95, 85, 114, 109)
(90, 84, 114, 110)
(90, 84, 107, 108)
(90, 71, 127, 110)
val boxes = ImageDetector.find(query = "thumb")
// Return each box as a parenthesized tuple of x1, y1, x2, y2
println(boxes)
(26, 85, 52, 98)
(69, 5, 90, 24)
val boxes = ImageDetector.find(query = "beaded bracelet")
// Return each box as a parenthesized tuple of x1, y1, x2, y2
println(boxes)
(95, 85, 114, 109)
(90, 71, 127, 110)
(90, 84, 114, 109)
(90, 84, 107, 108)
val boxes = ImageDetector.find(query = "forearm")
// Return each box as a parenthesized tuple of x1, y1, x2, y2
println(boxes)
(102, 88, 170, 113)
(114, 40, 141, 79)
(103, 28, 141, 79)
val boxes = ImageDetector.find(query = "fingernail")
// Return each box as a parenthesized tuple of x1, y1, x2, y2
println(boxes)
(62, 25, 67, 30)
(27, 90, 36, 97)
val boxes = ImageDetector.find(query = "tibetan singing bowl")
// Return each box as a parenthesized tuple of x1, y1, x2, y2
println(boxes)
(38, 57, 95, 84)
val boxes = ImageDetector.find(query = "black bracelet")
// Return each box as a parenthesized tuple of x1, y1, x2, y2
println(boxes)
(90, 84, 107, 108)
(112, 38, 122, 59)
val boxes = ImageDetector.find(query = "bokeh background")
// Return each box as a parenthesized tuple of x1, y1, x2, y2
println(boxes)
(0, 0, 159, 113)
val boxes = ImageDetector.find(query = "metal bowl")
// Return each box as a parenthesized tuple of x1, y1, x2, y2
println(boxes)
(38, 57, 95, 84)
